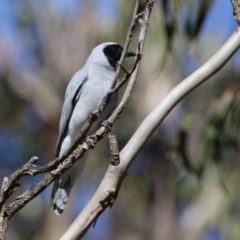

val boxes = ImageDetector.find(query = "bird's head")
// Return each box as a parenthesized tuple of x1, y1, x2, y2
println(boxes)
(87, 42, 135, 70)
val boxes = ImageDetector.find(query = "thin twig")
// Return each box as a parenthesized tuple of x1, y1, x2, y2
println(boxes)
(0, 157, 38, 209)
(119, 64, 130, 75)
(0, 0, 140, 211)
(59, 1, 154, 239)
(114, 49, 142, 92)
(0, 0, 146, 239)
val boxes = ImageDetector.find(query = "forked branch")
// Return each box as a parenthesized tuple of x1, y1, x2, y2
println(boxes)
(0, 0, 154, 239)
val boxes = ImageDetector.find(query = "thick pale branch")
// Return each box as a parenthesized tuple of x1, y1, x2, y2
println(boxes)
(121, 28, 240, 168)
(61, 27, 240, 240)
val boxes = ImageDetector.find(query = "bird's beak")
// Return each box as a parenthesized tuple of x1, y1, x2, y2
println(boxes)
(125, 51, 136, 57)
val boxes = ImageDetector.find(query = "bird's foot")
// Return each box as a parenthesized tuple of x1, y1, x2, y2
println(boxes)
(85, 135, 96, 149)
(101, 120, 112, 133)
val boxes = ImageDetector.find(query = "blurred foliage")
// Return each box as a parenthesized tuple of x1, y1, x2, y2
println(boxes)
(0, 0, 239, 240)
(172, 84, 240, 178)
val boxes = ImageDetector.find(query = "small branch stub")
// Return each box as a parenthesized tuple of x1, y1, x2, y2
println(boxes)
(108, 134, 120, 166)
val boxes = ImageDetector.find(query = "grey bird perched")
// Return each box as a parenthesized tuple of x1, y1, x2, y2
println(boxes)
(50, 42, 135, 215)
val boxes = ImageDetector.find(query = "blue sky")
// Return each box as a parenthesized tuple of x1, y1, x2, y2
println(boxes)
(0, 0, 238, 71)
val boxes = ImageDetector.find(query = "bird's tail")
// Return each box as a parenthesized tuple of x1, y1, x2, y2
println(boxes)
(50, 178, 71, 215)
(50, 155, 88, 215)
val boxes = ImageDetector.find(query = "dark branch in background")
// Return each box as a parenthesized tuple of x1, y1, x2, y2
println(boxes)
(230, 0, 240, 26)
(0, 0, 152, 239)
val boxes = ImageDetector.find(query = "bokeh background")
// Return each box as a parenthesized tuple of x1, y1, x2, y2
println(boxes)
(1, 0, 240, 239)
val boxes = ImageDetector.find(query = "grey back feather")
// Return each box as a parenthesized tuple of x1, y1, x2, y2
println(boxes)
(55, 68, 88, 157)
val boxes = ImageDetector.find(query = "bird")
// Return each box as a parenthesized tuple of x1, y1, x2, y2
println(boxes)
(50, 42, 135, 215)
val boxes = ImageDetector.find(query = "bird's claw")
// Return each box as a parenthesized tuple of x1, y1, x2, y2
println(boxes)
(101, 120, 112, 132)
(85, 135, 96, 149)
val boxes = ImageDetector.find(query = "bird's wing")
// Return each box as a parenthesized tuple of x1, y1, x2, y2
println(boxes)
(55, 68, 88, 158)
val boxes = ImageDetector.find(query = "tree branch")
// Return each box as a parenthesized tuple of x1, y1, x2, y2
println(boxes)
(120, 28, 240, 168)
(0, 1, 239, 239)
(108, 134, 120, 166)
(230, 0, 240, 26)
(60, 28, 240, 240)
(59, 1, 154, 239)
(0, 0, 150, 239)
